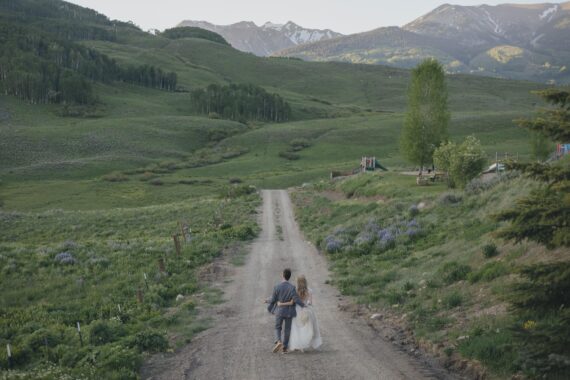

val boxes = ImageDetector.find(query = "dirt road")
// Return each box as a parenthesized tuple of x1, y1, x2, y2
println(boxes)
(143, 190, 454, 380)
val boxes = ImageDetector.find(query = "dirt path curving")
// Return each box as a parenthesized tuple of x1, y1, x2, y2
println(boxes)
(142, 190, 456, 380)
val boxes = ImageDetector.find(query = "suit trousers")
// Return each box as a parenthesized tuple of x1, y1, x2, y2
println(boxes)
(275, 315, 293, 348)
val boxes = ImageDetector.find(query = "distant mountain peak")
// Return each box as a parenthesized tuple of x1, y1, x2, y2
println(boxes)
(176, 19, 343, 56)
(262, 22, 284, 30)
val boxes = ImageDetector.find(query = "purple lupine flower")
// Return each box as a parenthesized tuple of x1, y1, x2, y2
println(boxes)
(407, 219, 419, 228)
(378, 230, 396, 249)
(405, 228, 421, 237)
(364, 220, 380, 233)
(325, 235, 343, 252)
(54, 252, 76, 265)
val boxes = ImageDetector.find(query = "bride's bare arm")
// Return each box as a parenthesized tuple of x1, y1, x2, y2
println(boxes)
(277, 299, 294, 306)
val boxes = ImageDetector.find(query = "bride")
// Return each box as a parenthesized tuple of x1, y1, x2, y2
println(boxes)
(278, 275, 322, 351)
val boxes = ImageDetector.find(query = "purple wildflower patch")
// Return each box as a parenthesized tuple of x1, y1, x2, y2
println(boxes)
(325, 235, 343, 253)
(54, 252, 76, 265)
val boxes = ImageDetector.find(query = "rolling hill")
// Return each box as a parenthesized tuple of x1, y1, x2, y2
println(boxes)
(0, 0, 547, 192)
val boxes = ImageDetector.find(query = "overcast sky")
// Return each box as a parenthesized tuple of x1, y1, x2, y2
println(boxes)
(66, 0, 568, 34)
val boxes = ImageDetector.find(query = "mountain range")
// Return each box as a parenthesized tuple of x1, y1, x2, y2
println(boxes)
(178, 2, 570, 84)
(176, 20, 342, 56)
(276, 2, 570, 83)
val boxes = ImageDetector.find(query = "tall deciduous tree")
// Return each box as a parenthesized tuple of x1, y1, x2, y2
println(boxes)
(400, 59, 449, 172)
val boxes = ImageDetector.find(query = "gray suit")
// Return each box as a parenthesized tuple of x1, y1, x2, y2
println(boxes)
(267, 281, 305, 349)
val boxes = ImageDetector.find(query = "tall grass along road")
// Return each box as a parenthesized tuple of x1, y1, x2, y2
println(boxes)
(142, 190, 454, 379)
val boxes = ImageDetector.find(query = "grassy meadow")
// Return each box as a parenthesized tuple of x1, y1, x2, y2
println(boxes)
(291, 171, 569, 378)
(0, 7, 564, 378)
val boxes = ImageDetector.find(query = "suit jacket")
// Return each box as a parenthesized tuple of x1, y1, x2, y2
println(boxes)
(267, 281, 305, 318)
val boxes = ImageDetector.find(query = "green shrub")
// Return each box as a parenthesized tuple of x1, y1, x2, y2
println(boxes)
(508, 263, 570, 377)
(458, 328, 518, 374)
(149, 178, 164, 186)
(0, 343, 29, 369)
(223, 184, 256, 198)
(385, 289, 405, 305)
(58, 345, 89, 368)
(439, 262, 472, 284)
(97, 343, 142, 378)
(468, 262, 509, 283)
(23, 328, 61, 352)
(88, 320, 124, 345)
(433, 136, 487, 188)
(221, 224, 257, 241)
(278, 151, 300, 160)
(102, 171, 128, 182)
(139, 171, 157, 182)
(289, 138, 312, 151)
(425, 316, 451, 331)
(131, 330, 168, 353)
(438, 192, 462, 205)
(444, 291, 464, 308)
(482, 243, 499, 258)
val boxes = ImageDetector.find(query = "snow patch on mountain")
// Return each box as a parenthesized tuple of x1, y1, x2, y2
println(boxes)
(262, 21, 340, 45)
(483, 9, 503, 34)
(531, 33, 545, 48)
(262, 22, 284, 31)
(540, 5, 558, 21)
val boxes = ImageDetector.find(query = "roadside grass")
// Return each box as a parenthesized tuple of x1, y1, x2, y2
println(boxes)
(0, 193, 260, 378)
(291, 171, 568, 378)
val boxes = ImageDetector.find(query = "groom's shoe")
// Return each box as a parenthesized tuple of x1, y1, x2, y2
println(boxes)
(272, 341, 283, 353)
(282, 348, 289, 354)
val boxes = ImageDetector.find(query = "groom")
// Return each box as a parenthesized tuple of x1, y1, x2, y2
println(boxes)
(267, 268, 305, 354)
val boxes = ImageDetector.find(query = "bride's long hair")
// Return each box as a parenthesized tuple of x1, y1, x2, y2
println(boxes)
(296, 275, 308, 301)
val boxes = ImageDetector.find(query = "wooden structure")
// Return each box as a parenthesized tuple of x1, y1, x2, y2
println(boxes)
(360, 157, 388, 172)
(416, 171, 447, 186)
(330, 157, 388, 179)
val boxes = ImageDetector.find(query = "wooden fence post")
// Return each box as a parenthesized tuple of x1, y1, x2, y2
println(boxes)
(158, 258, 165, 273)
(76, 322, 83, 347)
(6, 344, 12, 369)
(173, 234, 181, 256)
(179, 222, 187, 242)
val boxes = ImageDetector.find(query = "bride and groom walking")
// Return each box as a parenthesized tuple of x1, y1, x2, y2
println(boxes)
(266, 268, 322, 354)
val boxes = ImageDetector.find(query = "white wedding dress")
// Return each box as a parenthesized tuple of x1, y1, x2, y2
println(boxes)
(288, 289, 322, 351)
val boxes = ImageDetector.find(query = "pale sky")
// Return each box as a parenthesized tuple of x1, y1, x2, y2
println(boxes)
(66, 0, 568, 34)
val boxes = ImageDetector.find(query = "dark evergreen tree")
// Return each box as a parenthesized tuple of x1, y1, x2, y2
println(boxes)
(190, 84, 291, 123)
(495, 89, 570, 378)
(0, 23, 177, 104)
(495, 89, 569, 248)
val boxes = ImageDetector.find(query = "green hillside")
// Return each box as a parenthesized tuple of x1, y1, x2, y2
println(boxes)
(0, 1, 565, 378)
